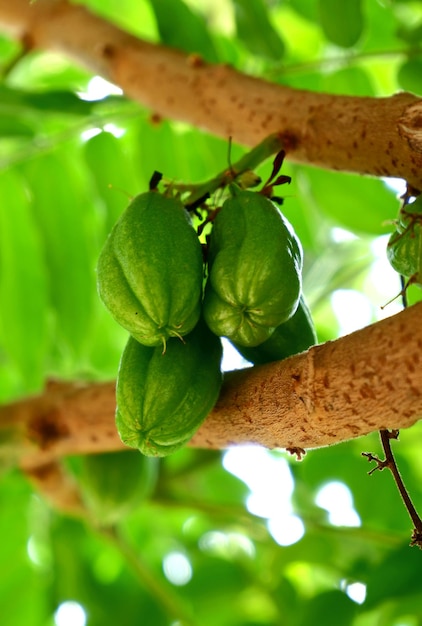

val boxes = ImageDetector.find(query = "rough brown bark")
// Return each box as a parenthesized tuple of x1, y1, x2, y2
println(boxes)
(1, 301, 421, 471)
(0, 0, 421, 189)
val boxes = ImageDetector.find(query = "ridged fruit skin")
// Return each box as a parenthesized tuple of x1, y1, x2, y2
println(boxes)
(203, 188, 303, 347)
(77, 450, 159, 526)
(97, 191, 204, 348)
(115, 320, 223, 457)
(387, 197, 422, 283)
(231, 296, 317, 365)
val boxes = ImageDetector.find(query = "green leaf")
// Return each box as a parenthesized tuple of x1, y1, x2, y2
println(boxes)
(49, 516, 169, 626)
(300, 166, 399, 235)
(148, 0, 219, 62)
(322, 66, 375, 96)
(20, 148, 97, 366)
(397, 57, 422, 95)
(298, 590, 357, 626)
(0, 113, 34, 137)
(318, 0, 364, 48)
(84, 131, 139, 234)
(396, 22, 422, 46)
(81, 0, 157, 39)
(83, 305, 128, 378)
(0, 472, 48, 626)
(365, 543, 422, 608)
(0, 169, 48, 394)
(131, 117, 242, 187)
(0, 85, 97, 116)
(233, 0, 285, 59)
(287, 0, 319, 22)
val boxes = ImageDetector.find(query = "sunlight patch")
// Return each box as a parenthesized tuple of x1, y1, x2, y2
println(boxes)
(26, 535, 50, 570)
(223, 445, 294, 518)
(80, 127, 102, 141)
(103, 123, 126, 138)
(331, 227, 358, 242)
(78, 76, 123, 101)
(221, 337, 250, 371)
(330, 289, 372, 335)
(199, 530, 255, 559)
(163, 552, 192, 586)
(223, 446, 303, 545)
(315, 481, 361, 527)
(54, 601, 87, 626)
(81, 125, 126, 142)
(345, 581, 366, 604)
(267, 514, 305, 546)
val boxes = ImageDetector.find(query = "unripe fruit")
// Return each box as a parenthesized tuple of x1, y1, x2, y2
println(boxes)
(97, 191, 204, 348)
(75, 450, 159, 526)
(203, 187, 302, 346)
(231, 296, 317, 364)
(116, 320, 223, 457)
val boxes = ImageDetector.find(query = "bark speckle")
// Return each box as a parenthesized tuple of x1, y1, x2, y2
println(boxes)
(28, 413, 70, 450)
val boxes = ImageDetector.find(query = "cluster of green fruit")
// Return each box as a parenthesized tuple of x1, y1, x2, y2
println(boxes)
(96, 178, 317, 458)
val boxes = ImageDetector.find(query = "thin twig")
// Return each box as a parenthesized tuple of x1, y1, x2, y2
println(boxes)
(362, 429, 422, 548)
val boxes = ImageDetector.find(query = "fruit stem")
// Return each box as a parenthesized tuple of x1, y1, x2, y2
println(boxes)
(177, 133, 284, 206)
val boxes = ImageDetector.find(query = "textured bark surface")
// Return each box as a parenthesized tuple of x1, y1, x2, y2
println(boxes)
(0, 0, 421, 189)
(1, 302, 421, 471)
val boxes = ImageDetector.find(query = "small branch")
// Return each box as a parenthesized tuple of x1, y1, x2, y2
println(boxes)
(363, 429, 422, 548)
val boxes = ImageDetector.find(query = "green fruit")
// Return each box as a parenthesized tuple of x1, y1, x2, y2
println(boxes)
(387, 197, 422, 283)
(97, 191, 204, 348)
(231, 296, 317, 365)
(116, 320, 223, 457)
(203, 187, 302, 347)
(77, 450, 159, 526)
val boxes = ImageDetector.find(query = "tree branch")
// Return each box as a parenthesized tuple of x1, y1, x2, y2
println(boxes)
(0, 0, 421, 189)
(1, 302, 421, 470)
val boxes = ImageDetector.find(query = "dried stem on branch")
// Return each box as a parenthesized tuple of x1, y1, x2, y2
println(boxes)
(0, 0, 421, 189)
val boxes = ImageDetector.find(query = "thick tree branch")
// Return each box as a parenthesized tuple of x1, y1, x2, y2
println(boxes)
(0, 0, 421, 189)
(1, 302, 421, 470)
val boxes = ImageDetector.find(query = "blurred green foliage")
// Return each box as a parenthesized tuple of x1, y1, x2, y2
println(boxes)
(1, 0, 422, 624)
